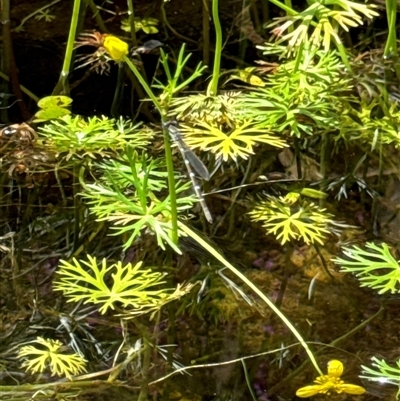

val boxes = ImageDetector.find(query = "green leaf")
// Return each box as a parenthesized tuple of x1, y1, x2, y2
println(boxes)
(299, 188, 328, 199)
(38, 96, 73, 109)
(34, 107, 71, 122)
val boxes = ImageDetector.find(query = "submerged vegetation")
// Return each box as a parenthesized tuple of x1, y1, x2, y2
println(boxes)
(1, 0, 400, 400)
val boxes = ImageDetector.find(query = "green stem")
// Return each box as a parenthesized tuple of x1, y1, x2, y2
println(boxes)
(319, 132, 329, 207)
(208, 0, 222, 95)
(123, 57, 161, 112)
(126, 0, 138, 47)
(72, 162, 82, 252)
(180, 223, 323, 376)
(267, 305, 384, 396)
(52, 0, 81, 95)
(384, 0, 397, 56)
(384, 0, 400, 80)
(292, 41, 305, 73)
(123, 56, 178, 244)
(242, 359, 258, 401)
(110, 63, 125, 117)
(335, 41, 352, 73)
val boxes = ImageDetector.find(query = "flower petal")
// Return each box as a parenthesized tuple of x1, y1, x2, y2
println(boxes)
(296, 385, 326, 397)
(328, 359, 344, 377)
(337, 383, 366, 395)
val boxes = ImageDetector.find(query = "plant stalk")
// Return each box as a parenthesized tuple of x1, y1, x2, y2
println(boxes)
(52, 0, 82, 95)
(126, 0, 138, 47)
(208, 0, 222, 95)
(123, 56, 179, 244)
(180, 222, 323, 376)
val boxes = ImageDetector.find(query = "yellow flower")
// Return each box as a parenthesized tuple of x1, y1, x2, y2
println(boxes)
(103, 35, 129, 62)
(296, 360, 366, 398)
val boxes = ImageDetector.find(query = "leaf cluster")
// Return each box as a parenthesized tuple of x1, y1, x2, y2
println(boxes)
(81, 148, 196, 252)
(54, 255, 192, 316)
(268, 0, 378, 53)
(360, 357, 400, 387)
(237, 50, 352, 138)
(18, 337, 87, 379)
(249, 193, 335, 245)
(333, 242, 400, 294)
(339, 102, 400, 149)
(121, 17, 159, 34)
(38, 115, 153, 160)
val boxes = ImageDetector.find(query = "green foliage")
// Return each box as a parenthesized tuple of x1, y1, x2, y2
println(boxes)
(325, 154, 378, 200)
(34, 95, 72, 123)
(169, 90, 288, 163)
(169, 92, 241, 125)
(333, 242, 400, 294)
(18, 337, 87, 379)
(268, 0, 378, 53)
(339, 101, 400, 148)
(249, 193, 335, 245)
(360, 357, 400, 389)
(97, 152, 169, 192)
(38, 115, 152, 160)
(54, 255, 192, 316)
(80, 148, 197, 253)
(152, 45, 207, 107)
(121, 17, 159, 34)
(34, 9, 56, 22)
(38, 95, 72, 109)
(181, 120, 287, 162)
(237, 50, 352, 137)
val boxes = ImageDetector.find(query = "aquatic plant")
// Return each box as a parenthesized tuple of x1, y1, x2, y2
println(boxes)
(339, 101, 400, 148)
(333, 242, 400, 294)
(236, 49, 352, 138)
(3, 1, 399, 400)
(360, 357, 400, 399)
(296, 360, 366, 397)
(53, 255, 192, 316)
(80, 148, 195, 253)
(269, 1, 378, 51)
(33, 95, 72, 122)
(12, 0, 62, 32)
(121, 17, 159, 34)
(169, 92, 241, 125)
(249, 193, 335, 245)
(267, 0, 378, 71)
(180, 120, 287, 162)
(38, 115, 151, 161)
(18, 337, 87, 379)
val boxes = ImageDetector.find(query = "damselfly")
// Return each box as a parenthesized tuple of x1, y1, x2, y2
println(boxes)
(164, 121, 213, 223)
